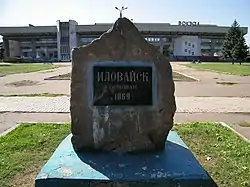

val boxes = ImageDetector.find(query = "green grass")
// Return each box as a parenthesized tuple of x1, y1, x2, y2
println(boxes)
(0, 123, 70, 187)
(45, 73, 71, 80)
(0, 64, 60, 77)
(184, 63, 250, 76)
(174, 122, 250, 187)
(238, 121, 250, 127)
(216, 81, 238, 85)
(0, 93, 67, 97)
(0, 123, 249, 187)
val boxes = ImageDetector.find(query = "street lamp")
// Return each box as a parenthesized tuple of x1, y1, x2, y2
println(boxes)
(115, 6, 128, 18)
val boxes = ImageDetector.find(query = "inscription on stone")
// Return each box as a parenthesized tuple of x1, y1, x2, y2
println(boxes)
(93, 66, 153, 106)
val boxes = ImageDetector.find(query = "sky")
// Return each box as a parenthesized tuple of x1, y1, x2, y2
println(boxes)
(0, 0, 250, 44)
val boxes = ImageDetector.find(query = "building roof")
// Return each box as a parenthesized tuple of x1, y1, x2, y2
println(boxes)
(76, 23, 172, 32)
(0, 26, 57, 35)
(76, 23, 248, 35)
(0, 23, 248, 36)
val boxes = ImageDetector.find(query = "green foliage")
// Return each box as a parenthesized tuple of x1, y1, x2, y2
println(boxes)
(222, 20, 240, 58)
(222, 20, 249, 62)
(232, 33, 249, 61)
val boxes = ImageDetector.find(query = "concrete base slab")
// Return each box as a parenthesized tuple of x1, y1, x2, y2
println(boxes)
(35, 132, 217, 187)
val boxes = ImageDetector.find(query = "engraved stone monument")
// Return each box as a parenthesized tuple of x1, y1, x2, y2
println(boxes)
(70, 17, 176, 153)
(35, 18, 218, 187)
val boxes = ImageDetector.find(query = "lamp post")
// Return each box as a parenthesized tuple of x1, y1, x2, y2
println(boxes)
(115, 6, 128, 18)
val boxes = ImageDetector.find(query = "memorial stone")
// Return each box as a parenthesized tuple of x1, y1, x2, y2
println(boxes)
(35, 17, 218, 187)
(70, 17, 176, 153)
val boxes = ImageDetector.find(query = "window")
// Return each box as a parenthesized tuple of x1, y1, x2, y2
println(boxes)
(185, 41, 187, 45)
(151, 37, 160, 42)
(54, 51, 58, 58)
(22, 52, 28, 57)
(184, 49, 187, 52)
(21, 46, 31, 49)
(201, 49, 212, 53)
(201, 39, 212, 44)
(192, 44, 195, 48)
(188, 50, 191, 54)
(47, 45, 57, 49)
(188, 43, 191, 46)
(192, 52, 194, 55)
(49, 53, 53, 58)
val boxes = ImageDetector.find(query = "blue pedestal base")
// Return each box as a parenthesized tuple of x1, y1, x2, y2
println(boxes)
(35, 131, 218, 187)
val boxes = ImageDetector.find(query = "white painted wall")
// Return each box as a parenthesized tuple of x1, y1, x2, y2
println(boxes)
(173, 37, 183, 56)
(56, 20, 61, 61)
(173, 35, 201, 56)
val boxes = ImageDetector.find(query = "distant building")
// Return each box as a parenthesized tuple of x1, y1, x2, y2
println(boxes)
(0, 42, 4, 60)
(0, 20, 248, 61)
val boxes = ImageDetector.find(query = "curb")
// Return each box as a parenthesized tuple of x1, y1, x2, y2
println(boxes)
(219, 122, 250, 142)
(173, 71, 200, 82)
(0, 111, 70, 114)
(0, 122, 69, 137)
(21, 121, 69, 125)
(175, 122, 250, 142)
(0, 123, 21, 137)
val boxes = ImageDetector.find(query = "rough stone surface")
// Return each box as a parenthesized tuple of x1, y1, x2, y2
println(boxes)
(70, 18, 176, 153)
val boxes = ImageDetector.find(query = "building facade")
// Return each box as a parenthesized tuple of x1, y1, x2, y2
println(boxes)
(0, 20, 248, 61)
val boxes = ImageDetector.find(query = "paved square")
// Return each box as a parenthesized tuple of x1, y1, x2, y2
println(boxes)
(0, 62, 250, 140)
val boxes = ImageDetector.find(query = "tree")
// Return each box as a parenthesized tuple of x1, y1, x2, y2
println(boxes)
(231, 32, 249, 64)
(222, 19, 248, 64)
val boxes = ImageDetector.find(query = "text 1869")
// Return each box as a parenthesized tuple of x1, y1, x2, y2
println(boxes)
(114, 92, 131, 101)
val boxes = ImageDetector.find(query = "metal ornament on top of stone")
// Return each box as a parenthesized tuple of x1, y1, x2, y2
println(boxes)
(70, 17, 176, 153)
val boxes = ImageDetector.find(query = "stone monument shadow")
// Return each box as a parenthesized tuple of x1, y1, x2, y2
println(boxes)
(75, 140, 202, 181)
